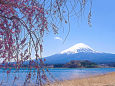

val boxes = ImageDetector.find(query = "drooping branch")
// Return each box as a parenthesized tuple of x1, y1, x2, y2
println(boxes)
(0, 0, 92, 85)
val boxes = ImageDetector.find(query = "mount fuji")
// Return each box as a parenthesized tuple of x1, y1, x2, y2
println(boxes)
(60, 43, 98, 54)
(44, 43, 115, 64)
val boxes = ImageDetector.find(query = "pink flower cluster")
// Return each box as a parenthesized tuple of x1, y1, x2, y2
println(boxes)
(0, 0, 48, 65)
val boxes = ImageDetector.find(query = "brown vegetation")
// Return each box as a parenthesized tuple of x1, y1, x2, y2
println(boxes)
(46, 72, 115, 86)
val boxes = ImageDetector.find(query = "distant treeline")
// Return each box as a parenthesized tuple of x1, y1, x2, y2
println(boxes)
(0, 60, 115, 68)
(53, 60, 98, 68)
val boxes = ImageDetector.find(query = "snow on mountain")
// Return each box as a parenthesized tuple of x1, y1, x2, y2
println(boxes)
(60, 43, 97, 54)
(43, 43, 115, 64)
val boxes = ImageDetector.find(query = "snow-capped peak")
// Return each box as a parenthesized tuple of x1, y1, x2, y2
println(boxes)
(60, 43, 96, 54)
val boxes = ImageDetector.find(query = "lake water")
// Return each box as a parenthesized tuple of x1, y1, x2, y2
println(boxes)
(0, 68, 115, 86)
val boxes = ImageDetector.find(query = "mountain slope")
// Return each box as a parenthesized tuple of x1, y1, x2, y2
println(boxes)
(44, 43, 115, 64)
(60, 43, 97, 54)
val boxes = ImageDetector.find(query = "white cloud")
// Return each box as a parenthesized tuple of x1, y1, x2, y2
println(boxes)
(54, 37, 62, 41)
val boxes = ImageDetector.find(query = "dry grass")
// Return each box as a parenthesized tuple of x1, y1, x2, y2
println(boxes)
(45, 72, 115, 86)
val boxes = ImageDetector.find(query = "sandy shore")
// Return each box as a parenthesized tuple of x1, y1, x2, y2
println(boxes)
(46, 72, 115, 86)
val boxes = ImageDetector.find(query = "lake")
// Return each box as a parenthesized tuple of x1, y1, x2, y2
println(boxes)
(0, 68, 115, 86)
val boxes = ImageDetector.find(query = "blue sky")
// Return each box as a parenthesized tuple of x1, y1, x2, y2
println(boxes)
(43, 0, 115, 57)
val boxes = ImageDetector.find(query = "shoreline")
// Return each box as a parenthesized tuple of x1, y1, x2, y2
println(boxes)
(46, 72, 115, 86)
